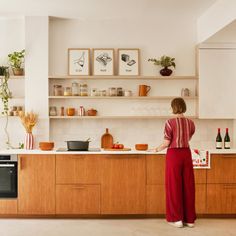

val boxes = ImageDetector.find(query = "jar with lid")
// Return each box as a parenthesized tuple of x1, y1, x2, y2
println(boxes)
(109, 87, 117, 96)
(53, 85, 63, 96)
(117, 87, 123, 96)
(49, 107, 57, 116)
(72, 81, 79, 96)
(64, 87, 72, 96)
(80, 84, 88, 96)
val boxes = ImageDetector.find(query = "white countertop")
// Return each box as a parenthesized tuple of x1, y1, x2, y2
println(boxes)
(0, 148, 236, 155)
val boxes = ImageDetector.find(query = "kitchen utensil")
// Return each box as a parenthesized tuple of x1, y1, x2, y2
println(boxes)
(67, 108, 75, 116)
(135, 144, 148, 151)
(101, 128, 113, 148)
(39, 142, 54, 151)
(139, 85, 151, 96)
(103, 148, 131, 151)
(66, 140, 90, 151)
(87, 108, 97, 116)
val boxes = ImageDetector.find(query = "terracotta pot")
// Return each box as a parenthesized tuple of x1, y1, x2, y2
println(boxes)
(160, 67, 172, 76)
(135, 144, 148, 151)
(12, 68, 24, 76)
(87, 109, 97, 116)
(39, 142, 54, 151)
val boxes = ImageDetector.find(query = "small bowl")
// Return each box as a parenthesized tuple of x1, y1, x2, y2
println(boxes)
(87, 109, 97, 116)
(39, 142, 54, 151)
(135, 144, 148, 151)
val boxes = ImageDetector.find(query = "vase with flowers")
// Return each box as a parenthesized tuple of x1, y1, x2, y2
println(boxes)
(19, 111, 37, 150)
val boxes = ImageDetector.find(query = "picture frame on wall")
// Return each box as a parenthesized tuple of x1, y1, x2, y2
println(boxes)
(68, 48, 90, 76)
(118, 48, 140, 76)
(92, 48, 114, 75)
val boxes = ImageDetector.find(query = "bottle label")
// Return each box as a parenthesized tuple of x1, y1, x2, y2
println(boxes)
(224, 142, 230, 149)
(216, 142, 222, 149)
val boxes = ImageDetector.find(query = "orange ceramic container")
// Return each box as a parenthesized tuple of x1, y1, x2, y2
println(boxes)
(39, 142, 54, 151)
(67, 108, 75, 116)
(135, 144, 148, 151)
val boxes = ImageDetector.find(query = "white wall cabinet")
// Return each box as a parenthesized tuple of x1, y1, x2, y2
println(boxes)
(199, 45, 236, 119)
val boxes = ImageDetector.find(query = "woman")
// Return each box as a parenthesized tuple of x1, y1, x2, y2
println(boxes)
(154, 97, 196, 228)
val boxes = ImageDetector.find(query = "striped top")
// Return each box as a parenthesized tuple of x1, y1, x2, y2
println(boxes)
(164, 117, 195, 148)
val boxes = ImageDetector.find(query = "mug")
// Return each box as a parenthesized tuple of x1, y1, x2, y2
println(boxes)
(139, 85, 151, 96)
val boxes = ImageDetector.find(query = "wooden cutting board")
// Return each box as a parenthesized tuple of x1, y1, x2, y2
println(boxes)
(101, 128, 113, 148)
(103, 148, 131, 151)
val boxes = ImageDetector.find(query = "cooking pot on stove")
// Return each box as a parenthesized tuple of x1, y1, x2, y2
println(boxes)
(66, 138, 91, 151)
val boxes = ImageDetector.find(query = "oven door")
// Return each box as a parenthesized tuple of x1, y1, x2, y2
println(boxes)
(0, 162, 17, 198)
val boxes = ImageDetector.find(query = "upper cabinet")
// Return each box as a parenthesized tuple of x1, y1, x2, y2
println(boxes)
(198, 44, 236, 119)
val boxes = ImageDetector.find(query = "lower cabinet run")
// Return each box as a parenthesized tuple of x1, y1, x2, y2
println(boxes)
(56, 185, 101, 214)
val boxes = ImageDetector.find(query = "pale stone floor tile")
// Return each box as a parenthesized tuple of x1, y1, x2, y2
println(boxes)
(0, 219, 235, 236)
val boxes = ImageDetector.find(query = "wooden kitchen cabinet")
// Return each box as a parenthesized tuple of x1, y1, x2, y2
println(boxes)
(207, 154, 236, 183)
(207, 184, 236, 214)
(56, 154, 101, 184)
(0, 200, 17, 215)
(18, 154, 55, 215)
(56, 184, 100, 214)
(101, 155, 146, 214)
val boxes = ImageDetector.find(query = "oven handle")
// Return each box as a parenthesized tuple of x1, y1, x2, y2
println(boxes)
(0, 164, 15, 167)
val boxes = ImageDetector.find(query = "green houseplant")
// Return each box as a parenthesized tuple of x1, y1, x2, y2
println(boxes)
(0, 66, 9, 76)
(148, 55, 176, 76)
(8, 49, 25, 76)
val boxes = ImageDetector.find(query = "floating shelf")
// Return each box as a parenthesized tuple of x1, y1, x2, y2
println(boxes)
(49, 115, 198, 120)
(0, 76, 25, 80)
(49, 75, 198, 80)
(49, 96, 198, 100)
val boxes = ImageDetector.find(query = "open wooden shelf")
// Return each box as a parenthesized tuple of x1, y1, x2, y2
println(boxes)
(49, 75, 198, 80)
(48, 96, 198, 100)
(49, 115, 198, 120)
(0, 76, 25, 80)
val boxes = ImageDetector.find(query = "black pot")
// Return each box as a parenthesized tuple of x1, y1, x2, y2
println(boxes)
(66, 140, 90, 151)
(160, 67, 173, 76)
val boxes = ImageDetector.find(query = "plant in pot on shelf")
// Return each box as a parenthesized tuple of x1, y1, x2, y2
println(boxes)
(148, 55, 176, 76)
(0, 68, 13, 148)
(19, 111, 37, 150)
(8, 49, 25, 76)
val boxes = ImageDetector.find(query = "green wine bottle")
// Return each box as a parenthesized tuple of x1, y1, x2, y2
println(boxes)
(224, 128, 230, 149)
(216, 128, 222, 149)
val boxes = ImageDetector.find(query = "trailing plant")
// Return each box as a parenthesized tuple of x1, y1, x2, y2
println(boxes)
(148, 55, 176, 69)
(8, 49, 25, 69)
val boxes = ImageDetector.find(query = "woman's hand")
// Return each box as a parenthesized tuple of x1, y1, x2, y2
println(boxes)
(147, 148, 158, 152)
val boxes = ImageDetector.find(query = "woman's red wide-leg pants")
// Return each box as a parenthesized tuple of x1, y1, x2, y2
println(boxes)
(165, 148, 196, 223)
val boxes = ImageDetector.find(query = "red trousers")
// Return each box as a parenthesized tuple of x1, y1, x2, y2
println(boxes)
(165, 148, 196, 223)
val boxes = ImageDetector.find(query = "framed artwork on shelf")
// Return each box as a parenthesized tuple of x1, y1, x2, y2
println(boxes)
(68, 48, 90, 76)
(92, 48, 114, 75)
(118, 48, 140, 76)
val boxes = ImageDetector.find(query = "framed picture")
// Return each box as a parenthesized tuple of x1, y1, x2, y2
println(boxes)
(68, 48, 90, 76)
(118, 48, 140, 76)
(92, 48, 114, 75)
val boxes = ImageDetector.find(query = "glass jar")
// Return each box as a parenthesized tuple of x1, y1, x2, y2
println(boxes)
(53, 85, 63, 96)
(80, 84, 88, 96)
(49, 107, 57, 116)
(117, 87, 123, 96)
(72, 81, 79, 96)
(91, 88, 98, 97)
(64, 87, 72, 96)
(109, 87, 117, 96)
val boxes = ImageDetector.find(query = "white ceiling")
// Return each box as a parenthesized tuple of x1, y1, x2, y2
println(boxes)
(0, 0, 217, 20)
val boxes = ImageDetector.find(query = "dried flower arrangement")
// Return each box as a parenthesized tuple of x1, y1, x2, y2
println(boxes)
(19, 111, 38, 133)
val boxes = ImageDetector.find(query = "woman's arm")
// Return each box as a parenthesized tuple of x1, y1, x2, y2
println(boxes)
(155, 139, 170, 152)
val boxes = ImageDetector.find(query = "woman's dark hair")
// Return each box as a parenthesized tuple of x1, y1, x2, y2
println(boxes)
(171, 97, 187, 114)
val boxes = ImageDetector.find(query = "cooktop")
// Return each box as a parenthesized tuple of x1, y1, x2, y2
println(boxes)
(56, 148, 101, 152)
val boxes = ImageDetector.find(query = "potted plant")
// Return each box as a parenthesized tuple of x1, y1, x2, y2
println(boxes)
(8, 49, 25, 76)
(148, 55, 176, 76)
(0, 66, 9, 76)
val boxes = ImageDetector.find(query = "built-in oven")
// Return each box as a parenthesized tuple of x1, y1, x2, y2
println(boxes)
(0, 154, 17, 198)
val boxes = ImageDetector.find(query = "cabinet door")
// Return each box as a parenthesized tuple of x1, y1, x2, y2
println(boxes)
(207, 154, 236, 183)
(56, 155, 101, 184)
(207, 184, 236, 214)
(56, 184, 100, 214)
(199, 47, 236, 118)
(0, 200, 17, 214)
(18, 155, 55, 214)
(101, 155, 146, 214)
(146, 184, 206, 214)
(146, 155, 206, 184)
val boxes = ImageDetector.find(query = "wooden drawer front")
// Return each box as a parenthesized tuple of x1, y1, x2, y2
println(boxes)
(56, 155, 101, 184)
(146, 155, 165, 185)
(146, 185, 165, 214)
(146, 155, 206, 184)
(146, 184, 206, 214)
(56, 185, 100, 214)
(0, 200, 17, 214)
(207, 184, 236, 214)
(101, 155, 146, 214)
(207, 155, 236, 183)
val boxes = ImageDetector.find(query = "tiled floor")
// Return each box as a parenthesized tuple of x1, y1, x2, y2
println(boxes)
(0, 219, 236, 236)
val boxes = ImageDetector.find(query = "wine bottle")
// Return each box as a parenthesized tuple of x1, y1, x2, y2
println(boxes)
(216, 128, 222, 149)
(224, 128, 230, 149)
